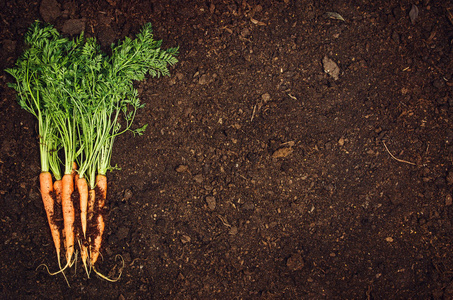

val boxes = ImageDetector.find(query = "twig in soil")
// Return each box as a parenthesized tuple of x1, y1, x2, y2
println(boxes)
(382, 142, 416, 166)
(251, 104, 257, 122)
(217, 214, 231, 227)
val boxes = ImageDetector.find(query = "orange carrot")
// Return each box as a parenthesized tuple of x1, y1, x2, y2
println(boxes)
(53, 180, 62, 205)
(96, 174, 107, 207)
(40, 172, 62, 266)
(90, 174, 107, 266)
(89, 174, 123, 281)
(90, 214, 105, 266)
(88, 189, 96, 221)
(77, 176, 89, 237)
(61, 173, 75, 265)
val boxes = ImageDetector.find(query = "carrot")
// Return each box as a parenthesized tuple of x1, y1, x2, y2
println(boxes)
(96, 174, 107, 207)
(40, 172, 62, 267)
(77, 176, 89, 237)
(53, 180, 62, 205)
(37, 172, 73, 287)
(90, 214, 105, 267)
(86, 186, 96, 271)
(90, 174, 107, 266)
(88, 189, 96, 221)
(90, 173, 124, 282)
(61, 173, 75, 265)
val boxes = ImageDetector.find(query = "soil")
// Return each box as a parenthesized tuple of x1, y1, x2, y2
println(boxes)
(1, 0, 453, 299)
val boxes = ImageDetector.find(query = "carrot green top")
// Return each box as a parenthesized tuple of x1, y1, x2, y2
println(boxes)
(6, 21, 178, 186)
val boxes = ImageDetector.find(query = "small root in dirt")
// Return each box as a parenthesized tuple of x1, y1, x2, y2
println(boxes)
(36, 260, 70, 287)
(92, 254, 125, 282)
(383, 141, 416, 166)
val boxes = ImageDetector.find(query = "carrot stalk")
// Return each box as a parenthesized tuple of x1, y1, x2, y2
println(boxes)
(61, 173, 75, 265)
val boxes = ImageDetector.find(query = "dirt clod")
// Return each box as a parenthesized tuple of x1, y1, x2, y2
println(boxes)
(39, 0, 61, 22)
(62, 19, 86, 35)
(286, 253, 304, 271)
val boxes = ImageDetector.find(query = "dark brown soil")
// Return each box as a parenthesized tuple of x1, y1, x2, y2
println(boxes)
(1, 0, 453, 299)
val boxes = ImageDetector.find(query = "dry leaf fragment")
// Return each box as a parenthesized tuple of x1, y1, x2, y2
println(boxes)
(250, 18, 266, 26)
(272, 147, 294, 158)
(281, 140, 295, 147)
(325, 12, 345, 21)
(221, 26, 233, 34)
(181, 235, 191, 244)
(409, 4, 419, 25)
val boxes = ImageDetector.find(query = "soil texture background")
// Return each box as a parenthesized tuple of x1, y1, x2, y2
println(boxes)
(1, 0, 453, 299)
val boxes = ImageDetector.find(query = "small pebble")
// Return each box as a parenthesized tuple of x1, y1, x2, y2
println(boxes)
(322, 56, 340, 80)
(176, 72, 184, 80)
(229, 226, 238, 235)
(261, 93, 271, 102)
(205, 196, 216, 210)
(198, 74, 210, 85)
(242, 202, 255, 211)
(194, 174, 203, 183)
(176, 165, 189, 173)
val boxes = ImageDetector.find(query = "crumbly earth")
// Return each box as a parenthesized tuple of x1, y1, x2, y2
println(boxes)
(1, 0, 453, 298)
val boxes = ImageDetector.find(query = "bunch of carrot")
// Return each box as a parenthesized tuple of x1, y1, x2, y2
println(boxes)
(6, 21, 178, 281)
